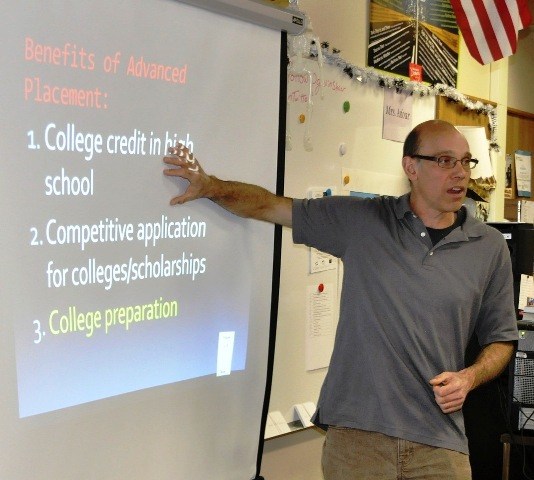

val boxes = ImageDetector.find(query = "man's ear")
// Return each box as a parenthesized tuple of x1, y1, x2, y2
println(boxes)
(402, 155, 417, 180)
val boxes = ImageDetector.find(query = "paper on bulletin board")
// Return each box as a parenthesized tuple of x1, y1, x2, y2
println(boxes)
(515, 150, 532, 197)
(342, 167, 410, 196)
(310, 249, 338, 273)
(382, 89, 414, 142)
(306, 283, 335, 371)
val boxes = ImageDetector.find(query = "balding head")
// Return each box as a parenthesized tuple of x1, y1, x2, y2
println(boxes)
(403, 120, 463, 157)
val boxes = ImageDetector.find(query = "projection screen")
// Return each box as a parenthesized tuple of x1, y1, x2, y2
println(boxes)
(0, 1, 287, 478)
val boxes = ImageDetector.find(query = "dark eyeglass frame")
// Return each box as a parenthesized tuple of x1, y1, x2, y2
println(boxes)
(411, 154, 479, 170)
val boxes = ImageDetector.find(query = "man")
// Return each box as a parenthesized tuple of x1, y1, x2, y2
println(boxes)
(163, 120, 517, 479)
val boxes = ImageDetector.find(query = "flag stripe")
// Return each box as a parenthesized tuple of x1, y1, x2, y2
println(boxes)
(451, 0, 484, 64)
(517, 0, 533, 28)
(488, 0, 514, 57)
(508, 0, 523, 32)
(473, 1, 504, 63)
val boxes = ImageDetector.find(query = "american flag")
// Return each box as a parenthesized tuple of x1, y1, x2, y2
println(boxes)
(450, 0, 532, 64)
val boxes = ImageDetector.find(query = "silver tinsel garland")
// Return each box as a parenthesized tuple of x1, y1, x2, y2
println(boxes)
(305, 41, 499, 152)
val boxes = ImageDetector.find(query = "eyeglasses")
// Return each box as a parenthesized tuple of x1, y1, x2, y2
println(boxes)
(411, 154, 479, 170)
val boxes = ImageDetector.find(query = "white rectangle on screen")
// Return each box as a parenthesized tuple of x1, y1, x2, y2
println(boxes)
(217, 331, 235, 376)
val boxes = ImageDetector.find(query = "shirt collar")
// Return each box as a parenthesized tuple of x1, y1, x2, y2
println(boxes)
(393, 193, 486, 239)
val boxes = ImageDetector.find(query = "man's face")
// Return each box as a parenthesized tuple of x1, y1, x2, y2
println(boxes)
(408, 127, 471, 218)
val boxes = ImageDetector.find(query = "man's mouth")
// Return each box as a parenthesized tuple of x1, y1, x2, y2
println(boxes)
(447, 186, 465, 195)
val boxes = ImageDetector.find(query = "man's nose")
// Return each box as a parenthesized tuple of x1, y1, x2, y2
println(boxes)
(452, 160, 468, 177)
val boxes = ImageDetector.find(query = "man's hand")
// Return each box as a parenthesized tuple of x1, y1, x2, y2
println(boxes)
(429, 370, 474, 414)
(163, 143, 213, 205)
(162, 143, 293, 225)
(430, 342, 514, 414)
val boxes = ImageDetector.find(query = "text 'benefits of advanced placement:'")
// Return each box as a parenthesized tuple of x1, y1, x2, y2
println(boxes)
(24, 37, 188, 109)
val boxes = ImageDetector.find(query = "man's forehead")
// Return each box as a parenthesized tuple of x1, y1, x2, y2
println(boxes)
(419, 127, 469, 151)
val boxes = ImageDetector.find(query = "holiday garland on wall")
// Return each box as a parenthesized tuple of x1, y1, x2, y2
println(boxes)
(294, 36, 499, 152)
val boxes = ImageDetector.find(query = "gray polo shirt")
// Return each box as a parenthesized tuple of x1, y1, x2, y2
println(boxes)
(292, 193, 518, 454)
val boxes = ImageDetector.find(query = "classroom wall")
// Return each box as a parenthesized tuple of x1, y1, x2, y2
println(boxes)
(261, 2, 534, 479)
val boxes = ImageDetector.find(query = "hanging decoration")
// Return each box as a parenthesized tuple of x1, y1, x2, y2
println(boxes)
(367, 0, 459, 87)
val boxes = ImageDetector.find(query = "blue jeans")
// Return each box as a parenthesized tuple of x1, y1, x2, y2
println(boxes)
(322, 427, 472, 480)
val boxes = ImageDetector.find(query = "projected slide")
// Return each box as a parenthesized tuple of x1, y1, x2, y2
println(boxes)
(1, 0, 279, 418)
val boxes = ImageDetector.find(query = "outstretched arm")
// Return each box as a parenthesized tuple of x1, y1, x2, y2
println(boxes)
(429, 341, 514, 414)
(163, 144, 293, 227)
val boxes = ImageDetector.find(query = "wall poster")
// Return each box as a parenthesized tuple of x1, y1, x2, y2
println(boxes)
(368, 0, 459, 87)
